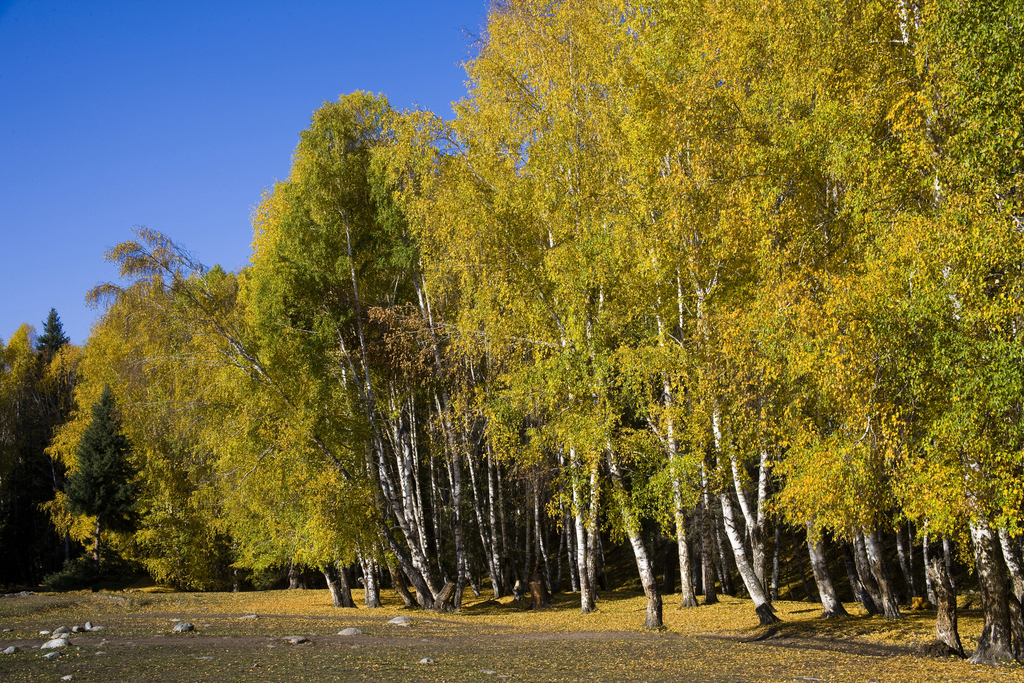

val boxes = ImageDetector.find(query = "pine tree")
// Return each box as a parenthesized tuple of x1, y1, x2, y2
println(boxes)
(36, 308, 69, 359)
(65, 385, 138, 569)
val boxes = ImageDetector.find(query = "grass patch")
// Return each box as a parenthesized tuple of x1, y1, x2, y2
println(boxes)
(0, 588, 1015, 682)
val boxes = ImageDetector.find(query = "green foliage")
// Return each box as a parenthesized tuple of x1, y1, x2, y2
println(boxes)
(42, 553, 145, 592)
(36, 308, 69, 358)
(66, 386, 139, 533)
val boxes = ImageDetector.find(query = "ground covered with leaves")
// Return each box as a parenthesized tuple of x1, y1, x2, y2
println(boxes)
(0, 587, 1019, 682)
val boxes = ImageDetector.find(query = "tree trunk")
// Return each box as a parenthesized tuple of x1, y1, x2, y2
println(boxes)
(428, 448, 446, 582)
(324, 563, 355, 608)
(805, 522, 848, 619)
(522, 500, 532, 589)
(720, 491, 779, 625)
(431, 581, 457, 613)
(665, 381, 696, 608)
(999, 528, 1024, 602)
(1008, 593, 1024, 663)
(661, 538, 675, 595)
(555, 520, 566, 594)
(896, 524, 916, 599)
(288, 562, 302, 590)
(387, 558, 416, 608)
(677, 528, 698, 608)
(486, 446, 506, 596)
(925, 537, 964, 657)
(771, 523, 781, 602)
(566, 508, 580, 591)
(382, 526, 434, 608)
(596, 532, 610, 592)
(863, 529, 902, 620)
(572, 448, 597, 613)
(530, 564, 551, 610)
(969, 521, 1015, 664)
(608, 449, 663, 628)
(534, 485, 553, 593)
(714, 510, 734, 596)
(588, 462, 603, 594)
(496, 452, 510, 577)
(464, 449, 500, 599)
(444, 441, 468, 609)
(792, 528, 815, 601)
(943, 536, 957, 592)
(923, 532, 936, 604)
(361, 556, 381, 608)
(93, 519, 101, 571)
(700, 493, 718, 605)
(852, 532, 884, 610)
(842, 541, 880, 614)
(729, 449, 769, 591)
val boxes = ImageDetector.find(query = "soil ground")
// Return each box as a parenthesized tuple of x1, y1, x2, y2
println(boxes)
(1, 587, 1021, 682)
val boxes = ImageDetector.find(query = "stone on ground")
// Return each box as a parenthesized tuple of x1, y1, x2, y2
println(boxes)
(283, 636, 308, 645)
(3, 646, 19, 654)
(172, 622, 195, 633)
(419, 657, 435, 664)
(42, 652, 60, 659)
(388, 616, 412, 625)
(84, 621, 93, 630)
(338, 628, 362, 636)
(53, 626, 69, 635)
(238, 614, 258, 620)
(41, 638, 71, 649)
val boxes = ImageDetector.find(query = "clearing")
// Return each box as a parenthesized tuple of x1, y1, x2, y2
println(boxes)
(0, 588, 1019, 682)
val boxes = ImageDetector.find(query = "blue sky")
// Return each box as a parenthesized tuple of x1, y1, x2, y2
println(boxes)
(0, 1, 488, 345)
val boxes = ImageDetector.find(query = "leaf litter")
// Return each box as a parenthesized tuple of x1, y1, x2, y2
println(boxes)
(0, 587, 1017, 682)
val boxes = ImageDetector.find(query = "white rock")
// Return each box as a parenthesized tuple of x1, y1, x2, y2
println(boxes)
(3, 646, 19, 654)
(238, 614, 258, 620)
(53, 626, 69, 635)
(89, 625, 106, 631)
(95, 651, 106, 655)
(337, 628, 362, 636)
(39, 631, 50, 636)
(283, 636, 308, 644)
(42, 651, 60, 659)
(171, 618, 181, 623)
(419, 657, 435, 665)
(480, 670, 499, 675)
(71, 626, 83, 633)
(61, 676, 73, 681)
(2, 628, 11, 632)
(388, 616, 412, 625)
(41, 638, 71, 649)
(172, 622, 194, 633)
(84, 621, 93, 630)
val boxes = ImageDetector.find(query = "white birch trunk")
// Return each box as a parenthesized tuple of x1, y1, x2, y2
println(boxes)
(805, 521, 848, 618)
(719, 491, 779, 624)
(607, 448, 663, 628)
(969, 521, 1015, 664)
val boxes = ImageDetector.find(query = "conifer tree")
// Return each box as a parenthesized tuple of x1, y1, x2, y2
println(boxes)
(36, 308, 69, 359)
(65, 385, 138, 570)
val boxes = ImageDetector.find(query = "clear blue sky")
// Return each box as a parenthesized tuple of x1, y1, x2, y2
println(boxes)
(0, 0, 488, 345)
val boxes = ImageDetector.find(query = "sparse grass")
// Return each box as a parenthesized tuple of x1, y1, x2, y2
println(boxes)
(0, 587, 1019, 682)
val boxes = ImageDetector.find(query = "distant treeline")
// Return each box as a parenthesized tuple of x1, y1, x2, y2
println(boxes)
(1, 0, 1022, 665)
